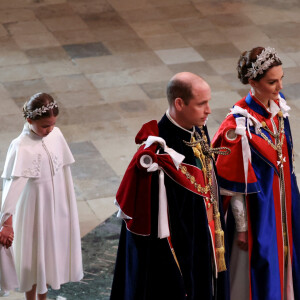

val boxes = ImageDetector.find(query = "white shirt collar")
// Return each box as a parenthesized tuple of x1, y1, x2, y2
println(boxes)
(268, 100, 280, 118)
(268, 96, 290, 118)
(278, 95, 290, 118)
(166, 109, 195, 137)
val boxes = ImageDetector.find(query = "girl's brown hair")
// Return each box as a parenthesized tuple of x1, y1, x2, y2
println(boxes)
(23, 93, 59, 120)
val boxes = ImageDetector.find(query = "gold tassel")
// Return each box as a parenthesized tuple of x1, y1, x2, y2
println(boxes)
(215, 235, 227, 272)
(189, 133, 227, 272)
(213, 206, 227, 272)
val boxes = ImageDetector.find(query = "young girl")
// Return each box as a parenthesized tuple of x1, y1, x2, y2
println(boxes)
(0, 93, 83, 300)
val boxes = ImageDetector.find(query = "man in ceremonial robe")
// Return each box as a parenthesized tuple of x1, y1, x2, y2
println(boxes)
(110, 72, 230, 300)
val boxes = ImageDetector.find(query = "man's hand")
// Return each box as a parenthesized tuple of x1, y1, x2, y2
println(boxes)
(237, 231, 248, 251)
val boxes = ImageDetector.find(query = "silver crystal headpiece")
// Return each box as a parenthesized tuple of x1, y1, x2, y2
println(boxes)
(26, 101, 58, 119)
(245, 47, 281, 79)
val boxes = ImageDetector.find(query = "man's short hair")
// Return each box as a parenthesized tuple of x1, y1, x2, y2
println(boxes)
(166, 78, 193, 105)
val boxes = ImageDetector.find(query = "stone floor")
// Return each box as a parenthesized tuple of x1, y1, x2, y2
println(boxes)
(0, 0, 299, 299)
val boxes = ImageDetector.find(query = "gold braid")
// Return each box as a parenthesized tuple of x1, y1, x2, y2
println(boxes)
(258, 112, 288, 263)
(182, 126, 230, 272)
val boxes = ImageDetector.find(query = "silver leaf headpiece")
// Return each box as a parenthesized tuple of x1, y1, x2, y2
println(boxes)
(26, 101, 58, 119)
(245, 47, 281, 79)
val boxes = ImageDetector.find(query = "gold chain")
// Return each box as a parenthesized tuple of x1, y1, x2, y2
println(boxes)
(184, 132, 231, 158)
(257, 112, 288, 263)
(181, 127, 231, 195)
(260, 119, 279, 138)
(257, 112, 284, 153)
(179, 165, 211, 194)
(181, 127, 215, 202)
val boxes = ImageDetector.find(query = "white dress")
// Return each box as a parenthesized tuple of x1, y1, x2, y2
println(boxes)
(0, 123, 83, 294)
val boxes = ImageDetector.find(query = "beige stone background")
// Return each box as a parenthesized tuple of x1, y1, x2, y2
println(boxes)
(0, 0, 299, 298)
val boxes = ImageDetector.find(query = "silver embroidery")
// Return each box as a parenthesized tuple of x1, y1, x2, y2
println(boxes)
(21, 154, 41, 177)
(50, 153, 62, 173)
(231, 206, 248, 232)
(231, 194, 248, 232)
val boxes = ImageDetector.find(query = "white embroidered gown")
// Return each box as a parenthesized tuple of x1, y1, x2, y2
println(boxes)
(0, 123, 83, 294)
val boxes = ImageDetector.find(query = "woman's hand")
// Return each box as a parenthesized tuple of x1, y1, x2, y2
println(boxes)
(237, 231, 248, 251)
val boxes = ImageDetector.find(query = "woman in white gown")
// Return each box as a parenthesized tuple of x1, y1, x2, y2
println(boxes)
(0, 93, 83, 300)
